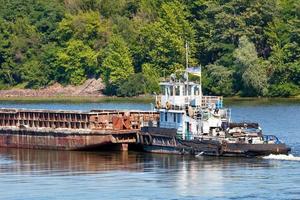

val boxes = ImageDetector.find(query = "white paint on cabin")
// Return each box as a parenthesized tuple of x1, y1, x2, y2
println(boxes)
(159, 110, 184, 129)
(155, 71, 229, 141)
(160, 83, 202, 108)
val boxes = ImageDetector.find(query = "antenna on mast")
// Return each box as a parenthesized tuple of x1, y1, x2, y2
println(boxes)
(185, 42, 189, 89)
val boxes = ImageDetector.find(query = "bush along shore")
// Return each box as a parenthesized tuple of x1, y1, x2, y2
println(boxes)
(0, 0, 299, 98)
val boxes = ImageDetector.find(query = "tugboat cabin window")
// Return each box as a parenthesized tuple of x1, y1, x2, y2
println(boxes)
(184, 85, 192, 96)
(160, 86, 165, 95)
(165, 112, 168, 122)
(177, 114, 181, 123)
(173, 113, 176, 122)
(160, 113, 164, 122)
(175, 86, 180, 96)
(170, 86, 174, 96)
(166, 86, 170, 96)
(188, 85, 192, 96)
(194, 86, 200, 96)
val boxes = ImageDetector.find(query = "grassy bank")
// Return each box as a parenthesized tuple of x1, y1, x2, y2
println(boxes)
(1, 95, 300, 105)
(224, 96, 300, 106)
(0, 95, 155, 103)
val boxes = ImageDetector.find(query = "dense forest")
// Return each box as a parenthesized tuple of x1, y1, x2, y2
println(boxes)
(0, 0, 299, 97)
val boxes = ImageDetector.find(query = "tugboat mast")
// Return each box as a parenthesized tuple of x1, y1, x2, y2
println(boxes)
(185, 42, 189, 102)
(185, 42, 189, 70)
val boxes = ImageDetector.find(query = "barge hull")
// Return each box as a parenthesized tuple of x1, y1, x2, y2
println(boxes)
(0, 129, 137, 150)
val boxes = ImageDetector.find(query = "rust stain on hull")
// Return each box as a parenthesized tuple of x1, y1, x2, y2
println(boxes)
(0, 133, 112, 150)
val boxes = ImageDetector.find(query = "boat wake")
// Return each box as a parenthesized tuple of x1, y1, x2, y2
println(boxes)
(262, 154, 300, 161)
(195, 152, 204, 157)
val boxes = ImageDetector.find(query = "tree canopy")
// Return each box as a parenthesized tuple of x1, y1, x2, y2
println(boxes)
(0, 0, 299, 96)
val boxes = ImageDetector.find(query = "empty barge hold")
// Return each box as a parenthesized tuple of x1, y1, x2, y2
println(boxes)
(0, 108, 159, 150)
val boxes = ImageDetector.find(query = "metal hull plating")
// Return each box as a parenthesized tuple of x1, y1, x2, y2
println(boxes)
(0, 128, 137, 150)
(141, 133, 291, 157)
(222, 143, 291, 157)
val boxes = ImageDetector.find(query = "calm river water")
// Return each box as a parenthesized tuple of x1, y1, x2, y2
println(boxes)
(0, 99, 299, 200)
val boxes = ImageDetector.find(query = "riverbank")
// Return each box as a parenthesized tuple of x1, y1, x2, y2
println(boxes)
(1, 95, 300, 106)
(1, 78, 300, 104)
(0, 95, 155, 103)
(0, 79, 105, 98)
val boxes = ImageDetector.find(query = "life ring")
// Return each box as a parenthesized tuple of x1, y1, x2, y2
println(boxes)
(166, 101, 171, 110)
(155, 100, 161, 109)
(188, 106, 194, 118)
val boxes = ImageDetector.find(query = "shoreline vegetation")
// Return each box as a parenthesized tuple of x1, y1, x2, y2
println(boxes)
(0, 0, 299, 98)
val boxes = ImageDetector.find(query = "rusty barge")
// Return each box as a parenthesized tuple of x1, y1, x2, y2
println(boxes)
(0, 108, 158, 151)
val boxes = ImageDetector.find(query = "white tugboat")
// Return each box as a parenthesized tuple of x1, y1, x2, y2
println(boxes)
(139, 66, 290, 156)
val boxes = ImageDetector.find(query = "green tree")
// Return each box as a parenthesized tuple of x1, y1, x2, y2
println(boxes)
(0, 0, 299, 97)
(261, 0, 300, 96)
(138, 0, 195, 75)
(0, 17, 41, 86)
(234, 36, 269, 96)
(116, 73, 146, 97)
(142, 63, 160, 94)
(101, 35, 134, 94)
(0, 18, 12, 87)
(203, 64, 234, 96)
(64, 0, 101, 13)
(56, 11, 111, 49)
(0, 0, 65, 41)
(21, 59, 49, 88)
(56, 39, 98, 85)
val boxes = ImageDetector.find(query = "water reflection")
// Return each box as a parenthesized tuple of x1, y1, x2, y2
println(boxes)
(0, 100, 300, 199)
(0, 148, 146, 175)
(144, 155, 276, 197)
(0, 148, 275, 175)
(0, 148, 299, 199)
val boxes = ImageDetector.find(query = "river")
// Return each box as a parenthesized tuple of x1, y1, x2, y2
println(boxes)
(0, 99, 299, 199)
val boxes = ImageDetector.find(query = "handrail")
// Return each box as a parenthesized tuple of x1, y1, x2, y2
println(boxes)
(263, 135, 281, 144)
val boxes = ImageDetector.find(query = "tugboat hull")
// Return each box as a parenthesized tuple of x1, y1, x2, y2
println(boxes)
(222, 143, 291, 157)
(140, 133, 291, 157)
(139, 132, 218, 156)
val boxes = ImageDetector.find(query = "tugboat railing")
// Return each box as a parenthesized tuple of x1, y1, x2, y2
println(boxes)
(263, 135, 281, 144)
(157, 95, 223, 109)
(202, 96, 223, 108)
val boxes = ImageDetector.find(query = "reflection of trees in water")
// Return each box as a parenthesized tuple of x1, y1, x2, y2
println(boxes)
(0, 148, 275, 197)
